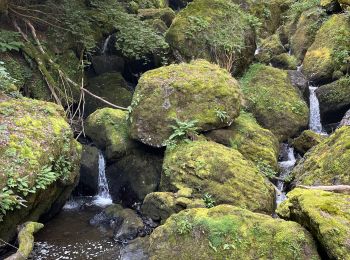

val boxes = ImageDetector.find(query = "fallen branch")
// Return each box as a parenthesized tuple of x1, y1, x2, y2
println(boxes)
(297, 185, 350, 195)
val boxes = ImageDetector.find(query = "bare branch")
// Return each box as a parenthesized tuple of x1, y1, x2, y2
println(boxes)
(297, 185, 350, 195)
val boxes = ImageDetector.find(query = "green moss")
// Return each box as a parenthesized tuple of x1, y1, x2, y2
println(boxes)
(241, 64, 309, 141)
(85, 108, 135, 160)
(161, 140, 275, 213)
(277, 188, 350, 259)
(16, 222, 44, 258)
(165, 0, 256, 74)
(129, 60, 242, 147)
(271, 53, 298, 70)
(149, 205, 320, 259)
(292, 126, 350, 186)
(292, 130, 326, 154)
(255, 34, 285, 63)
(206, 111, 279, 170)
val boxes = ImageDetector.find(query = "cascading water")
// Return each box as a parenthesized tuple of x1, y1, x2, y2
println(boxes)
(275, 145, 296, 205)
(309, 86, 324, 133)
(93, 150, 112, 207)
(101, 35, 112, 55)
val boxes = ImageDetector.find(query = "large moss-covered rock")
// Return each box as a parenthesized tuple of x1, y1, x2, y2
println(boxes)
(129, 60, 242, 147)
(165, 0, 256, 74)
(290, 7, 326, 62)
(291, 126, 350, 186)
(149, 205, 320, 259)
(205, 112, 279, 170)
(292, 130, 326, 154)
(161, 140, 275, 213)
(0, 95, 81, 242)
(85, 108, 135, 161)
(302, 13, 350, 83)
(271, 53, 298, 70)
(85, 72, 132, 116)
(277, 188, 350, 260)
(255, 34, 285, 64)
(138, 8, 175, 27)
(316, 77, 350, 124)
(241, 64, 309, 141)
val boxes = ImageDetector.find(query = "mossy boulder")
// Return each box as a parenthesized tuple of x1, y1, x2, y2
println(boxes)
(205, 112, 279, 170)
(161, 140, 275, 214)
(316, 77, 350, 124)
(149, 205, 320, 259)
(292, 130, 326, 154)
(255, 34, 285, 64)
(165, 0, 256, 74)
(277, 188, 350, 259)
(302, 13, 350, 83)
(271, 53, 298, 70)
(241, 64, 309, 141)
(85, 72, 132, 116)
(85, 108, 135, 161)
(291, 126, 350, 186)
(129, 60, 242, 147)
(137, 8, 175, 27)
(0, 96, 81, 242)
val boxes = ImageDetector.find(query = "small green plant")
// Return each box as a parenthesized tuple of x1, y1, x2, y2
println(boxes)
(126, 93, 142, 122)
(257, 159, 277, 180)
(0, 30, 23, 52)
(164, 119, 199, 149)
(176, 217, 193, 235)
(215, 109, 229, 123)
(0, 61, 17, 93)
(203, 193, 216, 208)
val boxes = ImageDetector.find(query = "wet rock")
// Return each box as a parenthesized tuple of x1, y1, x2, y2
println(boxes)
(320, 0, 342, 13)
(291, 126, 350, 186)
(302, 14, 350, 84)
(76, 145, 99, 195)
(91, 55, 125, 75)
(277, 188, 350, 259)
(119, 237, 149, 260)
(339, 109, 350, 126)
(85, 72, 132, 116)
(165, 0, 256, 74)
(316, 77, 350, 124)
(0, 97, 81, 243)
(292, 130, 326, 154)
(287, 70, 310, 102)
(149, 205, 320, 259)
(241, 64, 309, 141)
(129, 60, 242, 147)
(161, 140, 275, 214)
(205, 111, 279, 170)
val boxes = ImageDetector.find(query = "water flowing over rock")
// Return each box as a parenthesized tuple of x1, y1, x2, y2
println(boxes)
(93, 151, 112, 207)
(309, 86, 324, 133)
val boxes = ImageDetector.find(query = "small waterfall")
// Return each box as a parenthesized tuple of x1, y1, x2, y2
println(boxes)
(309, 86, 324, 133)
(275, 145, 296, 205)
(93, 151, 112, 207)
(297, 64, 303, 72)
(254, 47, 261, 56)
(101, 35, 112, 55)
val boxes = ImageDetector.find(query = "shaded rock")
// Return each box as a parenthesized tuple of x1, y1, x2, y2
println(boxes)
(277, 188, 350, 260)
(85, 108, 135, 161)
(302, 14, 350, 83)
(149, 205, 320, 259)
(292, 130, 326, 154)
(205, 111, 279, 170)
(292, 126, 350, 186)
(241, 64, 309, 141)
(320, 0, 342, 13)
(340, 109, 350, 126)
(0, 97, 81, 242)
(161, 140, 275, 214)
(76, 145, 99, 195)
(316, 77, 350, 124)
(129, 60, 242, 147)
(287, 70, 310, 102)
(85, 72, 132, 116)
(91, 55, 125, 75)
(106, 146, 163, 206)
(137, 8, 175, 27)
(165, 0, 256, 74)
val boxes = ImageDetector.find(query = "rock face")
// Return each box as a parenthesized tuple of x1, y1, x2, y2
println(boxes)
(165, 0, 256, 74)
(85, 108, 135, 161)
(302, 13, 350, 83)
(277, 188, 350, 260)
(205, 112, 279, 170)
(129, 60, 242, 147)
(0, 96, 81, 242)
(149, 205, 320, 259)
(292, 130, 326, 154)
(161, 140, 275, 213)
(85, 72, 132, 116)
(316, 77, 350, 124)
(292, 126, 350, 186)
(241, 64, 309, 141)
(340, 109, 350, 126)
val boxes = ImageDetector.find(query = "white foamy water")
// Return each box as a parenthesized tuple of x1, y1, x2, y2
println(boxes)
(276, 146, 296, 205)
(102, 35, 112, 55)
(309, 86, 324, 133)
(254, 47, 261, 56)
(93, 151, 112, 207)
